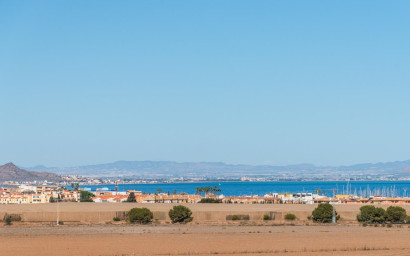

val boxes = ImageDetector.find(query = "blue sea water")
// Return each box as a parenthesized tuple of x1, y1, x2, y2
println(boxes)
(82, 181, 410, 197)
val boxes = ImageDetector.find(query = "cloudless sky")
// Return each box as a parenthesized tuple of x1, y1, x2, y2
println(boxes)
(1, 1, 410, 167)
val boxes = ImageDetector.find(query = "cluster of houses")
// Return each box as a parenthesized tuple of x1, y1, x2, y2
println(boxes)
(1, 186, 409, 205)
(0, 185, 80, 204)
(91, 191, 410, 205)
(92, 190, 203, 203)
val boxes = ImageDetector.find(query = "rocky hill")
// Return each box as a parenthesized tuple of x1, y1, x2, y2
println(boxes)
(0, 162, 61, 182)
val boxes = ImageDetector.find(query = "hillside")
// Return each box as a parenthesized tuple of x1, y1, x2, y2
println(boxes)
(26, 159, 410, 179)
(0, 162, 61, 182)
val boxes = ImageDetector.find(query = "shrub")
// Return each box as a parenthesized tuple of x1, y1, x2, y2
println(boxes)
(168, 205, 193, 224)
(285, 213, 296, 221)
(3, 214, 21, 223)
(126, 192, 136, 202)
(4, 216, 12, 225)
(311, 203, 339, 223)
(357, 205, 386, 224)
(113, 217, 121, 222)
(362, 222, 368, 227)
(49, 196, 56, 203)
(263, 214, 272, 220)
(198, 198, 221, 203)
(127, 208, 153, 224)
(231, 215, 239, 221)
(405, 216, 410, 223)
(80, 191, 95, 202)
(58, 221, 64, 225)
(387, 223, 393, 228)
(386, 206, 407, 223)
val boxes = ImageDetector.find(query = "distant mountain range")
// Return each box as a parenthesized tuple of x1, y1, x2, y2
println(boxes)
(0, 162, 61, 182)
(24, 159, 410, 179)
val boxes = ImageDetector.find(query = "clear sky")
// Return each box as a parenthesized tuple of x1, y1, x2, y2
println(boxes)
(1, 1, 410, 167)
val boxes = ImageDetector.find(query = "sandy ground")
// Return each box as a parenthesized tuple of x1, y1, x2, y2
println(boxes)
(0, 225, 409, 256)
(3, 202, 410, 213)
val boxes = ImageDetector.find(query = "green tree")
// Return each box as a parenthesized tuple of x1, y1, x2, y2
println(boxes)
(168, 205, 193, 224)
(127, 192, 136, 202)
(80, 191, 95, 202)
(127, 208, 153, 224)
(311, 203, 339, 223)
(386, 206, 407, 223)
(49, 196, 56, 203)
(357, 205, 386, 224)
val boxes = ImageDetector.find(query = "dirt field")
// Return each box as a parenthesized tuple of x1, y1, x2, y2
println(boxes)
(1, 204, 410, 255)
(2, 203, 409, 224)
(0, 225, 409, 256)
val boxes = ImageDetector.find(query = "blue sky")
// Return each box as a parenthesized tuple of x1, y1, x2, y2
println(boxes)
(1, 1, 410, 167)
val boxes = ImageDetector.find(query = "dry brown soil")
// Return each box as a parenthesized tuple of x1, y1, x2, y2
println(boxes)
(0, 224, 409, 256)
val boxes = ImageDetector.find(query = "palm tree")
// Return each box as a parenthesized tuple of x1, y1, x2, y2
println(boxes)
(204, 186, 211, 198)
(195, 187, 201, 195)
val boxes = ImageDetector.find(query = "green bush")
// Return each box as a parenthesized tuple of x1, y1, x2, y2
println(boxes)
(263, 214, 272, 220)
(357, 205, 386, 224)
(405, 216, 410, 223)
(127, 208, 153, 224)
(362, 222, 368, 227)
(198, 198, 221, 203)
(168, 205, 193, 224)
(80, 191, 95, 202)
(284, 213, 296, 221)
(311, 203, 339, 223)
(4, 216, 12, 225)
(387, 223, 393, 228)
(386, 206, 407, 223)
(231, 215, 239, 221)
(113, 217, 121, 221)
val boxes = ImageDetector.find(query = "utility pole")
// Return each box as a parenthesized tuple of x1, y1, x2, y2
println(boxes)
(56, 192, 60, 226)
(332, 205, 336, 223)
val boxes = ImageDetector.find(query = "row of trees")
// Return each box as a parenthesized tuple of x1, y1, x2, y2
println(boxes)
(357, 205, 410, 224)
(195, 186, 221, 198)
(309, 203, 410, 224)
(127, 205, 193, 224)
(121, 203, 410, 225)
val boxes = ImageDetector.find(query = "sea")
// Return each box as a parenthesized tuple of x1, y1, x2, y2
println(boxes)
(82, 181, 410, 197)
